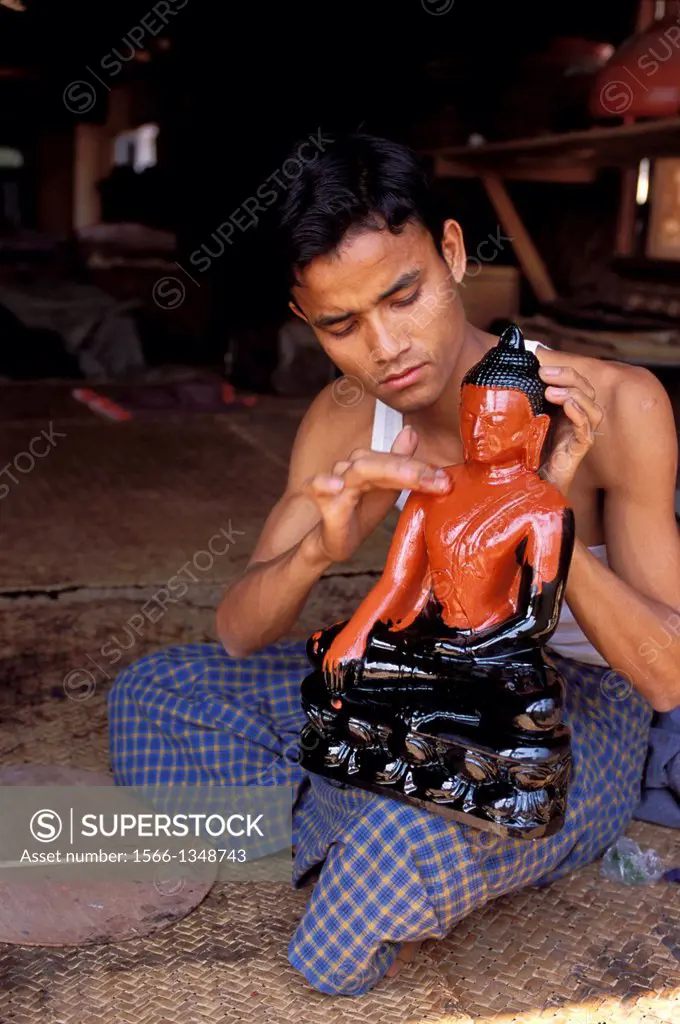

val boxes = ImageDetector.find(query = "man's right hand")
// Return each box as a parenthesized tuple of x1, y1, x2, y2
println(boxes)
(302, 425, 451, 565)
(216, 418, 450, 658)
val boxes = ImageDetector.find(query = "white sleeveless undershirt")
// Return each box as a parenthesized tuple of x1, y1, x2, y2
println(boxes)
(369, 339, 609, 668)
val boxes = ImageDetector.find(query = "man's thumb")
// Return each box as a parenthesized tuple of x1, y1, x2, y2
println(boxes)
(391, 425, 418, 457)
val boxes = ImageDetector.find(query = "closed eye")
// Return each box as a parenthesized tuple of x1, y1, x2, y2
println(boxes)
(392, 288, 421, 308)
(328, 321, 357, 339)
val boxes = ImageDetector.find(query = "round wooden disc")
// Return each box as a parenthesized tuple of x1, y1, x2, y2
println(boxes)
(0, 765, 215, 946)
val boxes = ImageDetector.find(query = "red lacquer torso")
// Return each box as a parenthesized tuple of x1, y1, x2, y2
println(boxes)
(398, 464, 568, 634)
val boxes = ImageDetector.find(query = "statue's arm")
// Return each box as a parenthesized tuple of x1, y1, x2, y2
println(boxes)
(461, 506, 576, 658)
(322, 494, 429, 691)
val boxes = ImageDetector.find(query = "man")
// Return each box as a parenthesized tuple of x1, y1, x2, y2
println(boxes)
(109, 134, 680, 995)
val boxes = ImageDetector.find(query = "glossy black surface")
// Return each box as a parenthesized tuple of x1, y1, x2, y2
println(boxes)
(300, 612, 573, 839)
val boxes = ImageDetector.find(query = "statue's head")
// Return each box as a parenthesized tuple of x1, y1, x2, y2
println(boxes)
(460, 325, 552, 469)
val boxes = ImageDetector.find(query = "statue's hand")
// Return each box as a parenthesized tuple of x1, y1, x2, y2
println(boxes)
(322, 633, 367, 695)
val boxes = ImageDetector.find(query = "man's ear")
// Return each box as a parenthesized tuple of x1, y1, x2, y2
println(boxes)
(440, 219, 467, 284)
(289, 300, 308, 323)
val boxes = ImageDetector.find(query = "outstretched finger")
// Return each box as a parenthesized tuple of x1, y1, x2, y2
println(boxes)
(341, 454, 451, 494)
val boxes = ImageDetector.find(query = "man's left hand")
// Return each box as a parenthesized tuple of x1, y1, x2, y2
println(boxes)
(539, 364, 604, 496)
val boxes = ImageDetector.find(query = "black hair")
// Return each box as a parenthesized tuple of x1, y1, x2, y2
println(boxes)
(276, 133, 445, 291)
(462, 324, 548, 416)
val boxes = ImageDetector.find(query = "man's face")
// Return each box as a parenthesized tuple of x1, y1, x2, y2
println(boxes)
(290, 219, 466, 412)
(460, 385, 535, 465)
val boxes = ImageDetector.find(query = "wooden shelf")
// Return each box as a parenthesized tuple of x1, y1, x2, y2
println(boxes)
(428, 117, 680, 183)
(516, 314, 680, 367)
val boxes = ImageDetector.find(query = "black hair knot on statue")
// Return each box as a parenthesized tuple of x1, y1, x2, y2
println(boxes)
(462, 324, 546, 416)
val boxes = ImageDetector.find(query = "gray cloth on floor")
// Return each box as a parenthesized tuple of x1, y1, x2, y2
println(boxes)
(0, 279, 144, 378)
(634, 709, 680, 828)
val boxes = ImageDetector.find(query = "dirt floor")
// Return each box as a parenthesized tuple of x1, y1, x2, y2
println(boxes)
(1, 380, 680, 1024)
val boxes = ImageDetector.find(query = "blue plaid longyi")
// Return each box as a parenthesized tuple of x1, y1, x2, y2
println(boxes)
(108, 642, 653, 995)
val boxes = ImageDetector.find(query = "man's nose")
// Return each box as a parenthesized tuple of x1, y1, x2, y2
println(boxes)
(367, 318, 410, 363)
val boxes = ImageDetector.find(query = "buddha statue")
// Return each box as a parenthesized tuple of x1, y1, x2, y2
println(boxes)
(299, 325, 575, 839)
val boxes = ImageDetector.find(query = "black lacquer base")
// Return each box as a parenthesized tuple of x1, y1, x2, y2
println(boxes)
(299, 622, 573, 840)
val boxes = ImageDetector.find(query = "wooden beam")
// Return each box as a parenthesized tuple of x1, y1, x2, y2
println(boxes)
(425, 116, 680, 168)
(615, 166, 639, 256)
(433, 154, 595, 183)
(481, 174, 558, 305)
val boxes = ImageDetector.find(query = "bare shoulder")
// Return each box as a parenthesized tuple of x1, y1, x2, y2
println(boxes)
(602, 359, 678, 485)
(535, 342, 666, 414)
(606, 359, 675, 424)
(287, 379, 378, 487)
(537, 344, 676, 485)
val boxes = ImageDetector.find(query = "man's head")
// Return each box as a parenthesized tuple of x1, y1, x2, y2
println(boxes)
(277, 133, 468, 412)
(459, 326, 551, 469)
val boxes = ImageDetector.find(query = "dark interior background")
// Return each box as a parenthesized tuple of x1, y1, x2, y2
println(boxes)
(0, 0, 649, 386)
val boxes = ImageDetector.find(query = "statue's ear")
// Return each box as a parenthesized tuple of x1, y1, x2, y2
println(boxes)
(525, 413, 550, 470)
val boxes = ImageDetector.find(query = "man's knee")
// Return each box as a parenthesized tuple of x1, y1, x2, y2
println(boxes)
(109, 644, 198, 695)
(107, 647, 173, 722)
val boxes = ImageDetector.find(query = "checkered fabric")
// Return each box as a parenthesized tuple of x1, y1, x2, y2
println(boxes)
(109, 643, 653, 996)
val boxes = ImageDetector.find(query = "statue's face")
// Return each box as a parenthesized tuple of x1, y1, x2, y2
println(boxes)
(460, 384, 537, 465)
